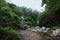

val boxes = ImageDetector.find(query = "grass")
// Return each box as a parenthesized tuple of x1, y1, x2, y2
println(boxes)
(0, 27, 21, 40)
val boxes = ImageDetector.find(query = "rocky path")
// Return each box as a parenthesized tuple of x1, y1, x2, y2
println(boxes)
(18, 30, 42, 40)
(17, 30, 60, 40)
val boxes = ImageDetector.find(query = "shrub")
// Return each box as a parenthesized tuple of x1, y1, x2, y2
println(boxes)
(40, 31, 51, 36)
(0, 0, 21, 29)
(0, 27, 21, 40)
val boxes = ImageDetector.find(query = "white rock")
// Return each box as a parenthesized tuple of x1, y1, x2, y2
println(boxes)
(52, 30, 57, 36)
(42, 26, 46, 30)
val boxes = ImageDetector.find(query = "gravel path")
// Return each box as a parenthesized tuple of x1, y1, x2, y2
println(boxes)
(18, 30, 42, 40)
(17, 30, 60, 40)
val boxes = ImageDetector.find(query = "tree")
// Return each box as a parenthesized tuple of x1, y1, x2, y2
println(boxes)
(39, 0, 60, 27)
(8, 3, 39, 27)
(0, 0, 21, 29)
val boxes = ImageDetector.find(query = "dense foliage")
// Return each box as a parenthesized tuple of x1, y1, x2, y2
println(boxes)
(0, 0, 21, 29)
(0, 27, 21, 40)
(0, 0, 21, 40)
(8, 3, 39, 27)
(42, 0, 60, 12)
(39, 0, 60, 27)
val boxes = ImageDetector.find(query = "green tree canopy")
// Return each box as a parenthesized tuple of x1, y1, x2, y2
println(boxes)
(39, 0, 60, 27)
(8, 3, 39, 27)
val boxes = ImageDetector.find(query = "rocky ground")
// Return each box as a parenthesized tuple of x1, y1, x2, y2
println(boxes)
(18, 30, 42, 40)
(17, 29, 60, 40)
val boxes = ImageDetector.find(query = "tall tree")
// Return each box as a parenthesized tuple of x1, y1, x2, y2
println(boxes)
(39, 0, 60, 27)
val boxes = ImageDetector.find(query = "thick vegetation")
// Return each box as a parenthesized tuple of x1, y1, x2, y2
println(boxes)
(0, 0, 39, 39)
(0, 0, 21, 40)
(0, 27, 21, 40)
(0, 0, 39, 29)
(0, 0, 60, 40)
(39, 0, 60, 27)
(0, 0, 21, 29)
(8, 3, 39, 27)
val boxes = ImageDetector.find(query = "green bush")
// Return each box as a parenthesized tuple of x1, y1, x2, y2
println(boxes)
(0, 27, 21, 40)
(39, 30, 51, 36)
(0, 0, 21, 29)
(40, 31, 51, 36)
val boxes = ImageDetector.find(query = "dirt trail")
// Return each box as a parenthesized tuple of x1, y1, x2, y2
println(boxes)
(17, 30, 60, 40)
(18, 30, 42, 40)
